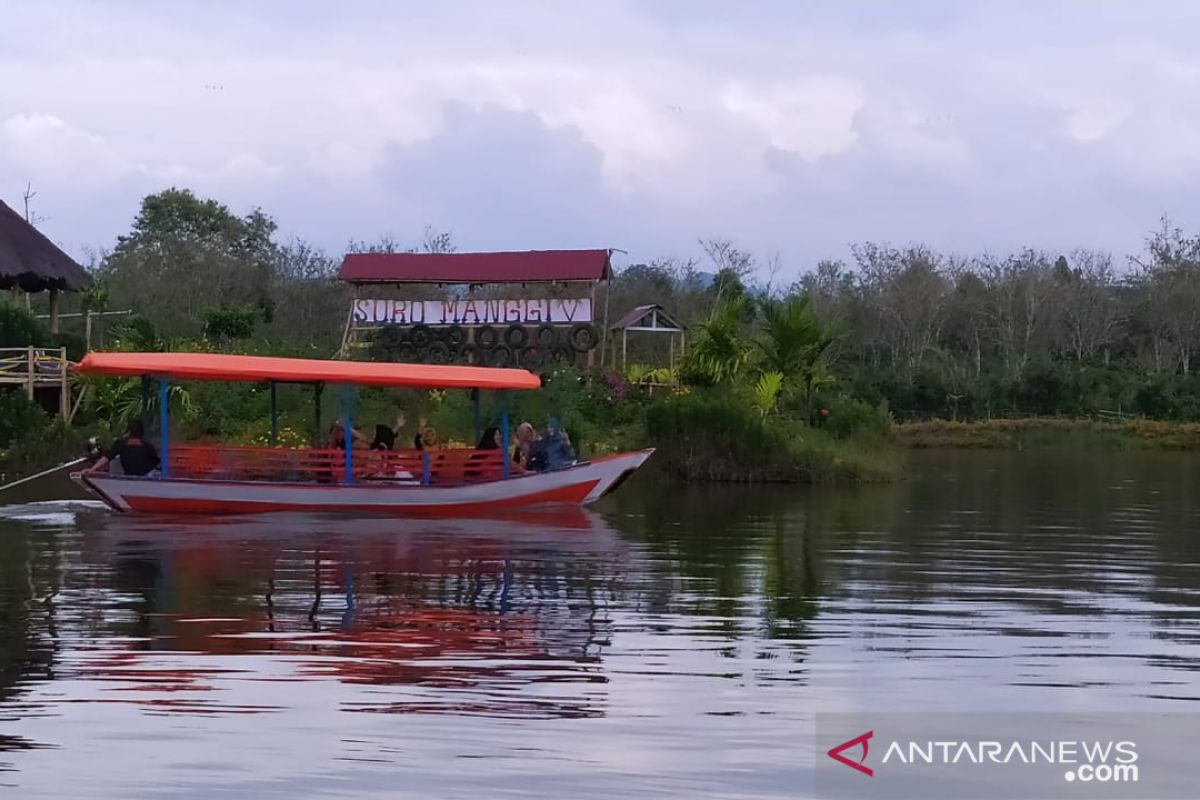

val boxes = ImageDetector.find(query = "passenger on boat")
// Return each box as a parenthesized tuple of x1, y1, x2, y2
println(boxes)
(363, 413, 419, 482)
(85, 419, 160, 477)
(328, 420, 369, 449)
(527, 418, 576, 472)
(371, 412, 406, 450)
(415, 425, 440, 450)
(370, 424, 396, 450)
(477, 426, 501, 450)
(511, 421, 537, 467)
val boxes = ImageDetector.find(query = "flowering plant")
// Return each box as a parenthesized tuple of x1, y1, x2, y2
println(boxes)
(603, 372, 628, 401)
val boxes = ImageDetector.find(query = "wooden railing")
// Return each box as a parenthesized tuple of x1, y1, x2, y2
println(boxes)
(0, 346, 71, 418)
(168, 445, 511, 486)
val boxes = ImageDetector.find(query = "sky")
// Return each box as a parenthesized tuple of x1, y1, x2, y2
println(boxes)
(3, 0, 1200, 277)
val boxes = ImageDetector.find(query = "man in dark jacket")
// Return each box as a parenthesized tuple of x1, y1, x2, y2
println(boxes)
(86, 419, 160, 477)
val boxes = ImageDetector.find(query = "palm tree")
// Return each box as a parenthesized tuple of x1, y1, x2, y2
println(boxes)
(757, 294, 837, 416)
(83, 315, 195, 427)
(681, 295, 755, 385)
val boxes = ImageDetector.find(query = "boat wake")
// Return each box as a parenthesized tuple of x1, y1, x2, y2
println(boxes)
(0, 499, 109, 525)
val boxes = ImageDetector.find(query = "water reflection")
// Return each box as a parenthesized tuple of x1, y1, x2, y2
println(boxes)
(37, 510, 621, 721)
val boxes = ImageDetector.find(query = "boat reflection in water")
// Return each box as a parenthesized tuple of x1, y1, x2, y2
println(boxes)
(72, 508, 626, 720)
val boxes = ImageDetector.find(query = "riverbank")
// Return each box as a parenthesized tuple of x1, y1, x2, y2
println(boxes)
(645, 393, 900, 484)
(0, 423, 97, 487)
(897, 418, 1200, 449)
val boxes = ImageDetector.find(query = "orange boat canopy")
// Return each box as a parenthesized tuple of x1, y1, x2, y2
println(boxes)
(75, 352, 542, 390)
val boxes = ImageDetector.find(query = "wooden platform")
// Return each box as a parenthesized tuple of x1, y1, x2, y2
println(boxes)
(0, 346, 72, 418)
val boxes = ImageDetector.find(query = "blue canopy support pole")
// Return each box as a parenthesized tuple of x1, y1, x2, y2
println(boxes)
(471, 388, 481, 444)
(158, 377, 169, 479)
(500, 393, 510, 480)
(340, 384, 353, 484)
(421, 452, 431, 486)
(269, 382, 278, 446)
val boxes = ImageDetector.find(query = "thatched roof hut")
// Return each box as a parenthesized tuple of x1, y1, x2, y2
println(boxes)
(0, 197, 90, 331)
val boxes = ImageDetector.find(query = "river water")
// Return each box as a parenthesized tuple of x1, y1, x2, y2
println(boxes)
(0, 450, 1198, 798)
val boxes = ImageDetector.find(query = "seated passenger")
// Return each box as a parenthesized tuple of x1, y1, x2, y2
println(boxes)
(329, 420, 369, 449)
(371, 411, 406, 451)
(415, 425, 440, 450)
(365, 413, 419, 482)
(511, 421, 536, 467)
(371, 424, 397, 451)
(86, 419, 160, 477)
(477, 426, 501, 450)
(528, 418, 576, 472)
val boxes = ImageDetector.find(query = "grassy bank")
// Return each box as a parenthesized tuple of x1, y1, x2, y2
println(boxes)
(646, 393, 899, 484)
(0, 422, 102, 485)
(897, 418, 1200, 450)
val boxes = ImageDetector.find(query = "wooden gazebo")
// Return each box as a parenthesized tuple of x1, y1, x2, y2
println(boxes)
(608, 304, 686, 372)
(0, 198, 90, 332)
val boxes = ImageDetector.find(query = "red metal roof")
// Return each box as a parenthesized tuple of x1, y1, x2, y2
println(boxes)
(75, 352, 541, 390)
(337, 249, 612, 284)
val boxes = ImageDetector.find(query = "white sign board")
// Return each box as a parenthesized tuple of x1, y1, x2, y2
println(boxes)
(353, 298, 593, 326)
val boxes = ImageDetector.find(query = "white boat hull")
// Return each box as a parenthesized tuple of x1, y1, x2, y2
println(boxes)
(72, 449, 653, 516)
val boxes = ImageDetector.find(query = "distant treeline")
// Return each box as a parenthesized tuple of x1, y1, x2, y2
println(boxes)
(21, 188, 1200, 422)
(795, 222, 1200, 420)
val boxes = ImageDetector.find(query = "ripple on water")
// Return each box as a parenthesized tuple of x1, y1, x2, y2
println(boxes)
(0, 451, 1199, 797)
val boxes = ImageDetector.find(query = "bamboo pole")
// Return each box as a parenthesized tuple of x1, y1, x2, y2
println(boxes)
(25, 346, 34, 401)
(338, 286, 358, 358)
(69, 384, 86, 424)
(48, 289, 61, 333)
(59, 347, 69, 420)
(599, 274, 611, 365)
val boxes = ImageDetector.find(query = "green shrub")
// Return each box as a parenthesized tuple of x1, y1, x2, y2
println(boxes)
(202, 305, 260, 341)
(0, 419, 104, 481)
(818, 395, 894, 440)
(0, 390, 48, 448)
(0, 299, 49, 348)
(645, 391, 896, 483)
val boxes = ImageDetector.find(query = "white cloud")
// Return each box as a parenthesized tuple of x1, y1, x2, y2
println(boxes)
(1064, 104, 1127, 143)
(722, 77, 865, 162)
(0, 113, 126, 186)
(1, 1, 1200, 270)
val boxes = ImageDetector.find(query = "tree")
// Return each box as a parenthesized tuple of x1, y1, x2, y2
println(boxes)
(99, 189, 279, 338)
(757, 294, 837, 415)
(977, 249, 1058, 378)
(700, 238, 755, 307)
(267, 240, 345, 349)
(1132, 219, 1200, 374)
(941, 259, 989, 377)
(852, 243, 948, 370)
(202, 305, 259, 341)
(1055, 249, 1119, 362)
(679, 296, 755, 386)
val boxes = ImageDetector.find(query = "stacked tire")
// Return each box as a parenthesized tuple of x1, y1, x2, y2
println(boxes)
(371, 322, 600, 369)
(471, 324, 598, 370)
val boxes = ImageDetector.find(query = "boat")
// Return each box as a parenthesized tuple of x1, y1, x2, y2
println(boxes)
(71, 352, 653, 515)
